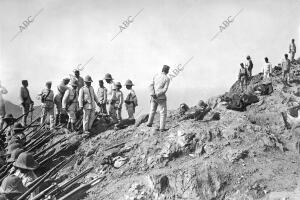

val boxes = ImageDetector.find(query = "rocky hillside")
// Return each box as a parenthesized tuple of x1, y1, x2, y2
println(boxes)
(42, 59, 300, 200)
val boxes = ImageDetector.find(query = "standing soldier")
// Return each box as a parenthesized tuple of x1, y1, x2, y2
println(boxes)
(238, 63, 248, 92)
(97, 80, 107, 115)
(62, 79, 79, 132)
(73, 70, 84, 90)
(146, 65, 170, 132)
(114, 82, 124, 121)
(78, 75, 101, 136)
(282, 54, 291, 84)
(289, 39, 296, 63)
(262, 57, 272, 81)
(0, 81, 8, 130)
(54, 78, 70, 126)
(39, 81, 55, 130)
(124, 80, 138, 119)
(104, 73, 117, 123)
(20, 80, 34, 126)
(246, 55, 253, 77)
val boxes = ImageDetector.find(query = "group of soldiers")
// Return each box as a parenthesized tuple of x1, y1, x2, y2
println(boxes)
(238, 39, 297, 91)
(9, 70, 138, 136)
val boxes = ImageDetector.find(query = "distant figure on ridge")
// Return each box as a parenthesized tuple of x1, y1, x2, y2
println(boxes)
(73, 70, 84, 90)
(245, 55, 253, 77)
(282, 54, 291, 84)
(289, 39, 296, 63)
(238, 63, 248, 92)
(147, 65, 170, 132)
(0, 81, 8, 130)
(54, 78, 70, 126)
(97, 80, 107, 115)
(19, 80, 34, 126)
(104, 73, 117, 123)
(262, 57, 272, 81)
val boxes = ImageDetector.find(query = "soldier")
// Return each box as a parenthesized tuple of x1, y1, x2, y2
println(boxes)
(39, 81, 55, 130)
(289, 39, 296, 62)
(13, 152, 39, 197)
(73, 70, 84, 90)
(97, 80, 107, 115)
(114, 82, 124, 121)
(124, 80, 138, 119)
(147, 65, 170, 132)
(262, 57, 272, 81)
(11, 123, 26, 145)
(78, 75, 101, 136)
(104, 73, 117, 123)
(282, 54, 291, 84)
(5, 143, 23, 158)
(0, 81, 8, 130)
(245, 55, 253, 77)
(20, 80, 34, 126)
(2, 114, 16, 137)
(62, 79, 79, 132)
(7, 148, 24, 163)
(238, 63, 248, 92)
(0, 175, 27, 200)
(54, 78, 70, 126)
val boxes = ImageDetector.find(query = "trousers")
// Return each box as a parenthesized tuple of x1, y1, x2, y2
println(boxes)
(126, 103, 135, 119)
(41, 107, 54, 129)
(107, 103, 118, 123)
(147, 98, 167, 129)
(83, 109, 96, 132)
(21, 104, 30, 126)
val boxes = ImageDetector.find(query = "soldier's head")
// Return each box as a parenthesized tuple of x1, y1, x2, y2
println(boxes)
(265, 57, 269, 63)
(84, 75, 93, 87)
(63, 78, 70, 85)
(74, 70, 80, 78)
(285, 54, 289, 59)
(240, 63, 244, 68)
(115, 82, 122, 91)
(99, 80, 104, 87)
(125, 80, 134, 90)
(246, 55, 251, 60)
(162, 65, 170, 74)
(104, 73, 113, 83)
(292, 39, 295, 43)
(21, 80, 28, 87)
(45, 81, 52, 89)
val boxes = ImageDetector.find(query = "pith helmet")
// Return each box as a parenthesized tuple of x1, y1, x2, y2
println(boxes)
(198, 100, 206, 108)
(6, 143, 22, 155)
(7, 148, 24, 163)
(70, 79, 78, 86)
(124, 80, 134, 86)
(84, 75, 93, 82)
(104, 73, 113, 80)
(63, 78, 70, 82)
(45, 81, 52, 86)
(13, 123, 25, 132)
(115, 82, 122, 88)
(3, 114, 15, 124)
(162, 65, 170, 72)
(246, 55, 251, 59)
(13, 152, 39, 170)
(1, 175, 27, 194)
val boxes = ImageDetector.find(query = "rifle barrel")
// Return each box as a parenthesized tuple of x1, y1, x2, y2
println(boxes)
(34, 137, 66, 159)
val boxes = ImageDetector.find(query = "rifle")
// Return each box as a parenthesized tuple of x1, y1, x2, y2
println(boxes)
(25, 129, 50, 149)
(46, 167, 94, 197)
(34, 137, 67, 159)
(27, 132, 55, 152)
(57, 176, 106, 200)
(38, 146, 68, 166)
(17, 160, 65, 200)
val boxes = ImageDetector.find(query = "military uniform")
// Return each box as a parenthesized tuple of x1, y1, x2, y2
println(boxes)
(147, 71, 170, 130)
(73, 76, 84, 90)
(282, 58, 291, 83)
(39, 88, 55, 129)
(62, 86, 78, 125)
(0, 85, 7, 129)
(54, 82, 69, 125)
(20, 85, 33, 126)
(115, 89, 123, 121)
(106, 82, 117, 122)
(78, 77, 100, 134)
(125, 89, 138, 119)
(97, 86, 107, 114)
(289, 42, 296, 61)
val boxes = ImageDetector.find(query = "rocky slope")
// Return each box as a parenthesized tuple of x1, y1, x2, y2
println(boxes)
(44, 59, 300, 200)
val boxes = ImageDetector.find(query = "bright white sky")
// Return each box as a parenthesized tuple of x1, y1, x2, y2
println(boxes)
(0, 0, 300, 110)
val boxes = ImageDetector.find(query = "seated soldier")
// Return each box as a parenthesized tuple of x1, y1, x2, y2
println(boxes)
(179, 100, 211, 121)
(0, 175, 27, 200)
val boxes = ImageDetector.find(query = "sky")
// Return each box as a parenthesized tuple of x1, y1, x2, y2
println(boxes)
(0, 0, 300, 112)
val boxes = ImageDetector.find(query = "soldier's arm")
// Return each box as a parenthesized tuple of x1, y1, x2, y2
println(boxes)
(62, 89, 70, 109)
(104, 88, 107, 103)
(93, 88, 100, 104)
